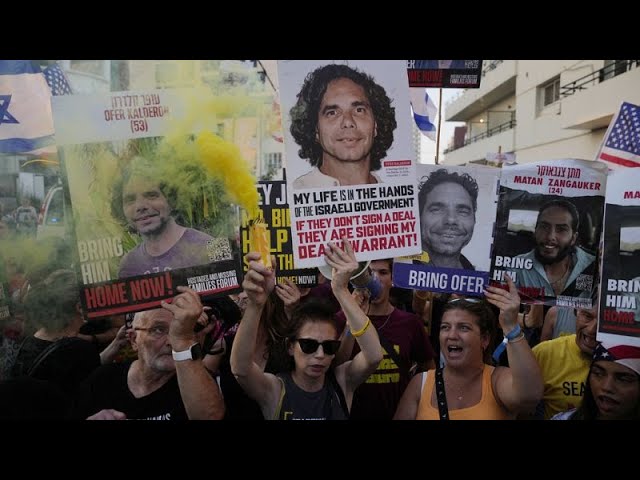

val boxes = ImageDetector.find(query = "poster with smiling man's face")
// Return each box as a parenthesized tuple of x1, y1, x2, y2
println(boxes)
(51, 87, 245, 319)
(393, 164, 500, 296)
(278, 60, 420, 269)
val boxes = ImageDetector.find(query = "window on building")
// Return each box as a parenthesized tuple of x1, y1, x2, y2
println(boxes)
(69, 60, 106, 78)
(542, 77, 560, 107)
(264, 152, 282, 171)
(602, 60, 630, 82)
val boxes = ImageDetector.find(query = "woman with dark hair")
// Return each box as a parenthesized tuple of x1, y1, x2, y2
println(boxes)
(204, 291, 296, 420)
(230, 239, 383, 420)
(394, 275, 543, 420)
(12, 269, 101, 396)
(552, 342, 640, 420)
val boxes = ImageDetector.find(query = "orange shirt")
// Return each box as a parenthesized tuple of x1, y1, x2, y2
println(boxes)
(416, 366, 514, 420)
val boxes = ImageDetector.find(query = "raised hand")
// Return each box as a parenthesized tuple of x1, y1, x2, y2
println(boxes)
(275, 277, 302, 312)
(324, 238, 358, 295)
(484, 274, 520, 333)
(242, 252, 276, 307)
(161, 286, 203, 342)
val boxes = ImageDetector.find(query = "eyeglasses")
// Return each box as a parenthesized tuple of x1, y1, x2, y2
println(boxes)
(447, 297, 482, 304)
(134, 325, 169, 339)
(296, 338, 341, 355)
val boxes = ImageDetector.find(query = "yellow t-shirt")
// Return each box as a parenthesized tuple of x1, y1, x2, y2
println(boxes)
(532, 334, 591, 420)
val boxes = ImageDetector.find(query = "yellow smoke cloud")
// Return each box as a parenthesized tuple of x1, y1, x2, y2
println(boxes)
(195, 131, 260, 219)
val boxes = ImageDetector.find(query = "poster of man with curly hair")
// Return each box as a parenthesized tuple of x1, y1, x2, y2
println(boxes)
(278, 60, 420, 269)
(52, 89, 252, 318)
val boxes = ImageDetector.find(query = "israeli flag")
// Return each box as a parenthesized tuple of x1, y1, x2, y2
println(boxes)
(0, 60, 55, 154)
(410, 87, 437, 141)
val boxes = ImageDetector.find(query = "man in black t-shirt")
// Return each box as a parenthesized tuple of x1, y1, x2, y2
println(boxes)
(71, 287, 224, 420)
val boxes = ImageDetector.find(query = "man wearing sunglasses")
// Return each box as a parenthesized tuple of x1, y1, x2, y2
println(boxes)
(71, 286, 225, 420)
(231, 239, 383, 420)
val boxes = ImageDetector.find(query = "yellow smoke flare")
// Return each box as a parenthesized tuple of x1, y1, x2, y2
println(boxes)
(195, 131, 260, 219)
(249, 218, 272, 269)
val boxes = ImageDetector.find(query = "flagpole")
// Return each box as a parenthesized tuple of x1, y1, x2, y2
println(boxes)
(435, 88, 443, 165)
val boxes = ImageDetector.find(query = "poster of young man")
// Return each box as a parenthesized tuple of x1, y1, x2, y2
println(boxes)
(393, 164, 500, 296)
(491, 159, 606, 307)
(406, 60, 483, 89)
(598, 168, 640, 347)
(239, 179, 317, 287)
(278, 60, 420, 269)
(51, 89, 243, 319)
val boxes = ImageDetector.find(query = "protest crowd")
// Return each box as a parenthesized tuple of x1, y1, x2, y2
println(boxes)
(1, 59, 639, 421)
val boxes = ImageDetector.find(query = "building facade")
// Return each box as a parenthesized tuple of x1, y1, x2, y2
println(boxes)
(442, 60, 640, 165)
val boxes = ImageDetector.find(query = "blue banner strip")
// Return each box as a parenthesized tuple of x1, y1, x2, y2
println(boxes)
(0, 135, 55, 153)
(0, 60, 40, 75)
(393, 262, 489, 296)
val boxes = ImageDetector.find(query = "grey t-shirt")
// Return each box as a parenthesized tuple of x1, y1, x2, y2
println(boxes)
(118, 228, 214, 278)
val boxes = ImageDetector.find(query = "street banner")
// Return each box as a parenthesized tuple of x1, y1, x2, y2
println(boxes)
(406, 60, 483, 89)
(598, 168, 640, 347)
(240, 179, 318, 287)
(394, 164, 500, 296)
(278, 60, 420, 268)
(52, 89, 243, 318)
(490, 159, 606, 307)
(486, 151, 516, 168)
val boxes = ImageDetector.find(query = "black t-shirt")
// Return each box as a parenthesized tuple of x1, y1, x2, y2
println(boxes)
(217, 332, 289, 420)
(0, 376, 68, 420)
(12, 335, 100, 395)
(71, 361, 188, 420)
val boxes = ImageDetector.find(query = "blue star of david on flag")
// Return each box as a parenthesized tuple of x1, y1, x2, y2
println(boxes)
(0, 95, 19, 125)
(0, 60, 57, 154)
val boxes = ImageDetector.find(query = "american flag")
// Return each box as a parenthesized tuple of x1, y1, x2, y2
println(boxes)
(43, 62, 72, 96)
(594, 342, 640, 375)
(598, 101, 640, 167)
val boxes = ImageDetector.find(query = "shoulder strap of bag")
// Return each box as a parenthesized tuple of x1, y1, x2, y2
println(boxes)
(434, 365, 450, 420)
(376, 331, 411, 376)
(326, 369, 349, 418)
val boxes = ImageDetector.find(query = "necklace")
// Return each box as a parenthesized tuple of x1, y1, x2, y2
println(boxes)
(445, 367, 483, 402)
(369, 307, 394, 332)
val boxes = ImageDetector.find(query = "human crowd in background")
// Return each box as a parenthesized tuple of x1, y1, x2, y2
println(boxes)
(1, 235, 636, 421)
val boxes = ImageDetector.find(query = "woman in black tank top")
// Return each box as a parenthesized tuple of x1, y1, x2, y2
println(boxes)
(230, 240, 383, 420)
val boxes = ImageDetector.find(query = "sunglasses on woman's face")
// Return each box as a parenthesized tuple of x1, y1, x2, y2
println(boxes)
(296, 338, 341, 355)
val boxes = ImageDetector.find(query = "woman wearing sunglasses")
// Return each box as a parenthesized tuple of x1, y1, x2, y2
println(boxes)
(230, 239, 383, 420)
(394, 275, 543, 420)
